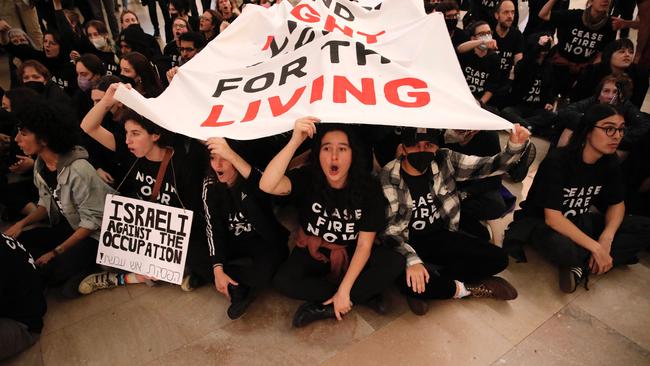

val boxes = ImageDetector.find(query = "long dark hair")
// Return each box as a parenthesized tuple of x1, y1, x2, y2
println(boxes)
(566, 103, 620, 158)
(121, 52, 163, 97)
(309, 124, 370, 212)
(600, 38, 634, 75)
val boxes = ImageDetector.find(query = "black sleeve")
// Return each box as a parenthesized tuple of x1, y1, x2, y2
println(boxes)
(285, 166, 310, 200)
(242, 167, 268, 200)
(483, 55, 502, 93)
(3, 43, 44, 62)
(54, 9, 84, 51)
(528, 152, 566, 212)
(630, 66, 650, 109)
(201, 178, 229, 266)
(359, 178, 388, 233)
(600, 158, 625, 207)
(549, 9, 570, 26)
(619, 106, 650, 151)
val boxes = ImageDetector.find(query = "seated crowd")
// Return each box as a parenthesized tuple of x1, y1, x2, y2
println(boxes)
(1, 0, 650, 360)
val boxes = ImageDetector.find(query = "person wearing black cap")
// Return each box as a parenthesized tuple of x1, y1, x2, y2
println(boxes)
(380, 124, 530, 315)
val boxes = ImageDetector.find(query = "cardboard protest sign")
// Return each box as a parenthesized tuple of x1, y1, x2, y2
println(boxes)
(115, 0, 512, 140)
(96, 194, 193, 285)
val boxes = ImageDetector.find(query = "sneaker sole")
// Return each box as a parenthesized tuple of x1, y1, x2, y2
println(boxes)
(559, 267, 578, 294)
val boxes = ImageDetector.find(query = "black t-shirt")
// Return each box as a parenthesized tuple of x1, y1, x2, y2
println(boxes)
(44, 57, 78, 96)
(494, 28, 524, 79)
(41, 167, 64, 213)
(93, 49, 120, 76)
(459, 52, 501, 97)
(552, 9, 616, 63)
(225, 185, 257, 242)
(163, 41, 181, 68)
(286, 167, 386, 247)
(0, 234, 47, 333)
(451, 27, 469, 49)
(523, 149, 624, 218)
(402, 169, 443, 239)
(121, 157, 182, 207)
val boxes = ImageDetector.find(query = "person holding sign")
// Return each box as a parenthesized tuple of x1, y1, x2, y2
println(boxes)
(380, 125, 530, 315)
(3, 101, 114, 297)
(202, 137, 289, 319)
(79, 83, 207, 294)
(260, 118, 404, 328)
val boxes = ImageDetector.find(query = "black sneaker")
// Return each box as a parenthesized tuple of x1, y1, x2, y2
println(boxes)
(559, 266, 589, 293)
(292, 301, 336, 328)
(364, 293, 388, 315)
(227, 284, 253, 320)
(405, 296, 429, 316)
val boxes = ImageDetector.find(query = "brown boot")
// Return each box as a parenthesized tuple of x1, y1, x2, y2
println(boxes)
(466, 276, 518, 300)
(406, 296, 429, 316)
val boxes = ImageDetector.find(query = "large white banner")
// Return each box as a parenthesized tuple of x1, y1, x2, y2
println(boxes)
(115, 0, 512, 140)
(96, 195, 193, 285)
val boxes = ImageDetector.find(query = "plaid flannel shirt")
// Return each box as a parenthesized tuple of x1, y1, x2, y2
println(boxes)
(379, 140, 527, 268)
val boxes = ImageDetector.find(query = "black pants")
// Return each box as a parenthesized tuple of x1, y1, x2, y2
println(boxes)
(529, 213, 650, 268)
(273, 245, 404, 304)
(505, 212, 650, 266)
(401, 230, 510, 300)
(460, 189, 507, 240)
(147, 0, 170, 38)
(18, 222, 98, 287)
(223, 238, 288, 289)
(0, 178, 38, 220)
(0, 318, 39, 361)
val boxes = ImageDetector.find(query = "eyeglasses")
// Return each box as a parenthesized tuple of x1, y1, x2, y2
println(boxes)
(475, 31, 492, 37)
(444, 13, 460, 20)
(594, 125, 626, 137)
(173, 24, 187, 29)
(178, 47, 195, 52)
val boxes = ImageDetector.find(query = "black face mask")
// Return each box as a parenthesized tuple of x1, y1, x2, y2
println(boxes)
(119, 75, 136, 86)
(406, 151, 435, 173)
(23, 81, 46, 94)
(445, 18, 458, 32)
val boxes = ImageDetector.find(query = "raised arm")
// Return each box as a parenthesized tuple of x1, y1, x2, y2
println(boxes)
(206, 137, 251, 178)
(538, 0, 558, 21)
(450, 124, 530, 181)
(81, 83, 120, 151)
(259, 116, 319, 195)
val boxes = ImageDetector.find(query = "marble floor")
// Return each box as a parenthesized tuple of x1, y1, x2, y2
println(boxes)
(2, 1, 650, 366)
(2, 133, 649, 366)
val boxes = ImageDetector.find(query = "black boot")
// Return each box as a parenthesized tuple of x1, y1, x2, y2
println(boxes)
(292, 301, 336, 328)
(227, 283, 253, 320)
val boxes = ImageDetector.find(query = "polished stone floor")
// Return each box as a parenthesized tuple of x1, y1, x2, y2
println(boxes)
(2, 1, 650, 365)
(2, 133, 649, 366)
